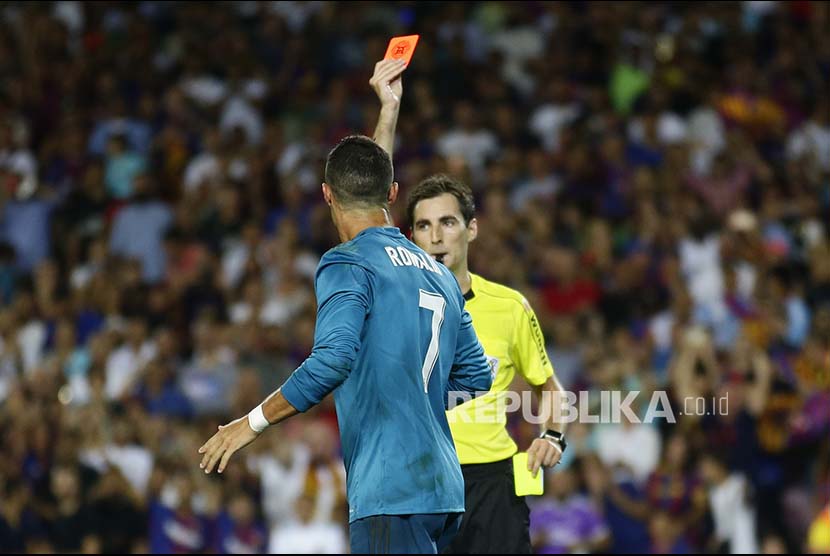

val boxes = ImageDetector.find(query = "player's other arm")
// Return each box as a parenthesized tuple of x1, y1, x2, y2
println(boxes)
(446, 307, 493, 406)
(199, 261, 371, 474)
(370, 58, 406, 156)
(513, 298, 567, 475)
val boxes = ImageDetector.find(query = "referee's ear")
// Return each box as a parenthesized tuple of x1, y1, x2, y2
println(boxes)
(467, 217, 478, 243)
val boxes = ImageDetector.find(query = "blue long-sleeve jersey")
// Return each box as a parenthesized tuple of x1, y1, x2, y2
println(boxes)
(281, 226, 491, 522)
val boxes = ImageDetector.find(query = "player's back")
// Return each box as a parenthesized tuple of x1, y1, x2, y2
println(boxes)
(319, 226, 487, 522)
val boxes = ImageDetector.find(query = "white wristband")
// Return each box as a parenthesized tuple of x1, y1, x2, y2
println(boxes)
(247, 404, 270, 433)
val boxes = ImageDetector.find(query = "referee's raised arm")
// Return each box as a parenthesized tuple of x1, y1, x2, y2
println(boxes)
(370, 59, 406, 157)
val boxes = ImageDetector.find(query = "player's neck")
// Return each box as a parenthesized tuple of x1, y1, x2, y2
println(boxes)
(336, 206, 394, 242)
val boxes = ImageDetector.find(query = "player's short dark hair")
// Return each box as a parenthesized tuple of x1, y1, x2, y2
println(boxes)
(406, 174, 476, 227)
(324, 135, 393, 208)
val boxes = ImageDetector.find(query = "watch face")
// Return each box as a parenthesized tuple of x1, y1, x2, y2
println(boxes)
(543, 431, 566, 452)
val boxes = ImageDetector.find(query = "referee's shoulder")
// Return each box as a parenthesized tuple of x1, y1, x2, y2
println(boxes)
(472, 273, 532, 313)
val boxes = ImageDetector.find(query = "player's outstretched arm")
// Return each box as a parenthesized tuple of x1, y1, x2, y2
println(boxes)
(198, 259, 371, 475)
(370, 58, 406, 156)
(198, 389, 299, 474)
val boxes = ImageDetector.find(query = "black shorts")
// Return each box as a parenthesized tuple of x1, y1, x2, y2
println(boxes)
(351, 513, 462, 554)
(442, 458, 531, 554)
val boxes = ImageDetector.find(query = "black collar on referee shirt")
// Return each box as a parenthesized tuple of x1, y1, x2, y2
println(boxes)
(463, 289, 475, 301)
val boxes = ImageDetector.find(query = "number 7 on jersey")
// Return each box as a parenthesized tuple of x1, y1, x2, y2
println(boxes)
(418, 290, 446, 393)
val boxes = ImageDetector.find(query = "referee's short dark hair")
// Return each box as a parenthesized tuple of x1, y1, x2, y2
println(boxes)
(324, 135, 393, 208)
(406, 174, 476, 227)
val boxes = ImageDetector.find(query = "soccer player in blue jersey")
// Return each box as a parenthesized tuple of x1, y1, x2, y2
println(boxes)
(198, 59, 493, 554)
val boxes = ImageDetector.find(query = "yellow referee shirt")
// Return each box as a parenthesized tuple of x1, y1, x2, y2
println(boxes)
(447, 273, 555, 464)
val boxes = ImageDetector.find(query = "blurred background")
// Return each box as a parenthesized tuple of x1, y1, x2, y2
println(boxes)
(0, 1, 828, 554)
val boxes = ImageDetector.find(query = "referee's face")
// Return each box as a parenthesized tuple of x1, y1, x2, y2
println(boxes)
(411, 193, 477, 274)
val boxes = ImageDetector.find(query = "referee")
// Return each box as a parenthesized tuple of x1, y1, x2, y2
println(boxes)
(408, 175, 568, 554)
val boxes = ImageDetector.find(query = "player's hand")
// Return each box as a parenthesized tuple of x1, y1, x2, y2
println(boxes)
(370, 59, 406, 107)
(527, 437, 562, 477)
(198, 415, 259, 474)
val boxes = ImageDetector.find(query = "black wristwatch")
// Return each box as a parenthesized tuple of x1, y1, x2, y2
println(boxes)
(541, 429, 567, 453)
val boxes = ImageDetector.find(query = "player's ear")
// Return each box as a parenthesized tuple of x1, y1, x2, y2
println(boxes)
(322, 183, 333, 207)
(467, 217, 478, 242)
(387, 182, 399, 205)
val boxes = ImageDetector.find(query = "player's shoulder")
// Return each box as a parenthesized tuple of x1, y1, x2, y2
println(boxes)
(317, 242, 375, 279)
(320, 242, 364, 265)
(471, 274, 534, 314)
(322, 241, 363, 262)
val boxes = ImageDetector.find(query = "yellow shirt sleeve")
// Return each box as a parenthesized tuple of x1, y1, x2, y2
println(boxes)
(511, 296, 554, 386)
(808, 507, 830, 553)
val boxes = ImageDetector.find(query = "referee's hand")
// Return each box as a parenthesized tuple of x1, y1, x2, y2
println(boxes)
(527, 437, 562, 477)
(198, 415, 259, 474)
(370, 58, 406, 107)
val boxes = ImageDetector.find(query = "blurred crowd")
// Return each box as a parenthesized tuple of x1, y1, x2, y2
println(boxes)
(0, 1, 828, 554)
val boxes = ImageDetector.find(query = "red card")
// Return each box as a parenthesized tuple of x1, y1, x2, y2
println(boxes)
(384, 35, 420, 66)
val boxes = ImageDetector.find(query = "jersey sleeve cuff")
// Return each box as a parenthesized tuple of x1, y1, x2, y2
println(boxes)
(281, 375, 314, 413)
(525, 367, 554, 386)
